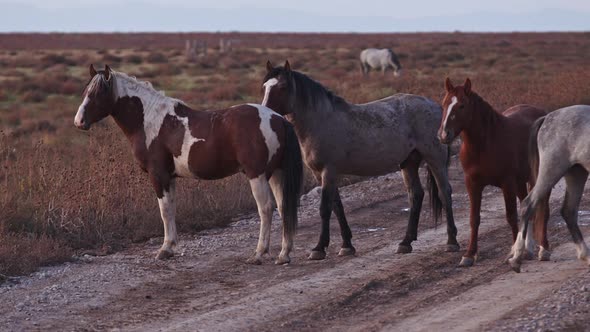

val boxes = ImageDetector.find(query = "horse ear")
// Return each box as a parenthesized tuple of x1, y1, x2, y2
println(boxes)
(266, 60, 273, 73)
(464, 78, 472, 95)
(444, 77, 454, 92)
(104, 64, 111, 80)
(284, 60, 291, 72)
(89, 64, 97, 77)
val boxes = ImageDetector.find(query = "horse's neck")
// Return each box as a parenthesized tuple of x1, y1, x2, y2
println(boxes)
(111, 75, 184, 145)
(292, 96, 350, 141)
(461, 94, 505, 148)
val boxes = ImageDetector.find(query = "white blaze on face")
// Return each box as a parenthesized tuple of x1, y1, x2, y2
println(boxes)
(261, 78, 278, 107)
(442, 96, 458, 133)
(172, 115, 205, 178)
(74, 95, 90, 127)
(249, 103, 281, 164)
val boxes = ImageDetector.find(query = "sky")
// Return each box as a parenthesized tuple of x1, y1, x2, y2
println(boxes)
(1, 0, 589, 32)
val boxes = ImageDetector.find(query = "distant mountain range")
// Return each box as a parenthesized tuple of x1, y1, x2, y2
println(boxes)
(1, 2, 588, 32)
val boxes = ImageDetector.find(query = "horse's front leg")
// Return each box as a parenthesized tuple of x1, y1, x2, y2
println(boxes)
(460, 178, 482, 267)
(151, 174, 177, 260)
(309, 169, 336, 260)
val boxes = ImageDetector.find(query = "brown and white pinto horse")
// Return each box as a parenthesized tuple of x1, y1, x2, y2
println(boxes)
(438, 78, 548, 267)
(74, 65, 303, 264)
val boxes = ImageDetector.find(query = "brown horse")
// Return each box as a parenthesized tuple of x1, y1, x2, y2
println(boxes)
(438, 78, 548, 267)
(74, 64, 303, 265)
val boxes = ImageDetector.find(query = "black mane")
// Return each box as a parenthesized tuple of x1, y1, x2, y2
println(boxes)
(290, 70, 348, 110)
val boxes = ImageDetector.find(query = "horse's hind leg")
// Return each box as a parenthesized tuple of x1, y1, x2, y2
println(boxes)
(333, 188, 355, 256)
(269, 170, 293, 265)
(309, 168, 337, 260)
(562, 165, 590, 265)
(516, 182, 535, 260)
(397, 150, 424, 254)
(248, 174, 274, 265)
(510, 160, 567, 272)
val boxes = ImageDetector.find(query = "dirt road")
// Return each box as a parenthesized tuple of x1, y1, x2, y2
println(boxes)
(2, 157, 590, 332)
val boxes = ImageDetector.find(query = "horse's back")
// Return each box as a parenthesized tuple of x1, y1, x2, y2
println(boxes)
(504, 104, 546, 127)
(539, 105, 590, 167)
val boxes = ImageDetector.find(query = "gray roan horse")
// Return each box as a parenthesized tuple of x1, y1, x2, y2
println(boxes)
(509, 105, 590, 272)
(360, 48, 402, 76)
(74, 65, 303, 265)
(262, 61, 458, 259)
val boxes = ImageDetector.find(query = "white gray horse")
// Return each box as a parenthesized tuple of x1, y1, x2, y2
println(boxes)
(509, 105, 590, 272)
(360, 48, 402, 76)
(262, 61, 458, 260)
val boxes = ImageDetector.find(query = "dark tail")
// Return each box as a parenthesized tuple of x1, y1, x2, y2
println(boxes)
(529, 116, 545, 184)
(529, 116, 547, 243)
(427, 145, 450, 227)
(281, 121, 303, 238)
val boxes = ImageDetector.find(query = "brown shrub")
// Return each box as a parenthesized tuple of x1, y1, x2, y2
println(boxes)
(124, 54, 143, 64)
(146, 52, 168, 63)
(0, 234, 71, 277)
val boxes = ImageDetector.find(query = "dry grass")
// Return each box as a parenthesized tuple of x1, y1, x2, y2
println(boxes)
(1, 32, 590, 277)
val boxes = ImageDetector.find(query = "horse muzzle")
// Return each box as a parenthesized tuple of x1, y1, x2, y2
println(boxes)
(438, 131, 454, 145)
(74, 119, 90, 131)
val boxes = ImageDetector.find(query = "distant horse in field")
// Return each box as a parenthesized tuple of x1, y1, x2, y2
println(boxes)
(438, 78, 548, 267)
(360, 48, 402, 76)
(74, 64, 303, 265)
(262, 60, 458, 260)
(509, 105, 590, 272)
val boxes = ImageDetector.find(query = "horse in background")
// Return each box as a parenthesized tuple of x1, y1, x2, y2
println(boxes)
(438, 78, 548, 267)
(262, 60, 458, 260)
(360, 48, 403, 76)
(74, 64, 303, 265)
(510, 105, 590, 272)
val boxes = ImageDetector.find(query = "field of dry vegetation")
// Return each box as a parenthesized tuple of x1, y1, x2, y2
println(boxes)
(1, 32, 590, 277)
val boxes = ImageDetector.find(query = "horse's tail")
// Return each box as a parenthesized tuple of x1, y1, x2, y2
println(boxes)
(529, 116, 547, 243)
(427, 144, 449, 227)
(529, 116, 545, 184)
(281, 121, 303, 238)
(427, 167, 443, 227)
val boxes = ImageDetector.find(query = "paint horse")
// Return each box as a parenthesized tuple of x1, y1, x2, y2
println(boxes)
(438, 78, 548, 267)
(360, 48, 403, 76)
(262, 61, 458, 259)
(74, 65, 303, 265)
(509, 105, 590, 272)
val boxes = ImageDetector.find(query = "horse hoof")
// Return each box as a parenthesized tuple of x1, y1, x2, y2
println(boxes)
(156, 249, 174, 260)
(446, 244, 460, 252)
(538, 248, 551, 261)
(246, 256, 263, 265)
(508, 257, 522, 273)
(308, 250, 326, 260)
(522, 250, 534, 261)
(458, 256, 474, 267)
(396, 244, 413, 254)
(338, 247, 356, 257)
(275, 256, 290, 265)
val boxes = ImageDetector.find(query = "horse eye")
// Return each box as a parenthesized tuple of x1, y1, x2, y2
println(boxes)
(458, 105, 465, 109)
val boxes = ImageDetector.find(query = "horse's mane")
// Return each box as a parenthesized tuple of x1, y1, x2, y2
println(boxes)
(291, 70, 349, 112)
(467, 91, 504, 146)
(112, 71, 168, 99)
